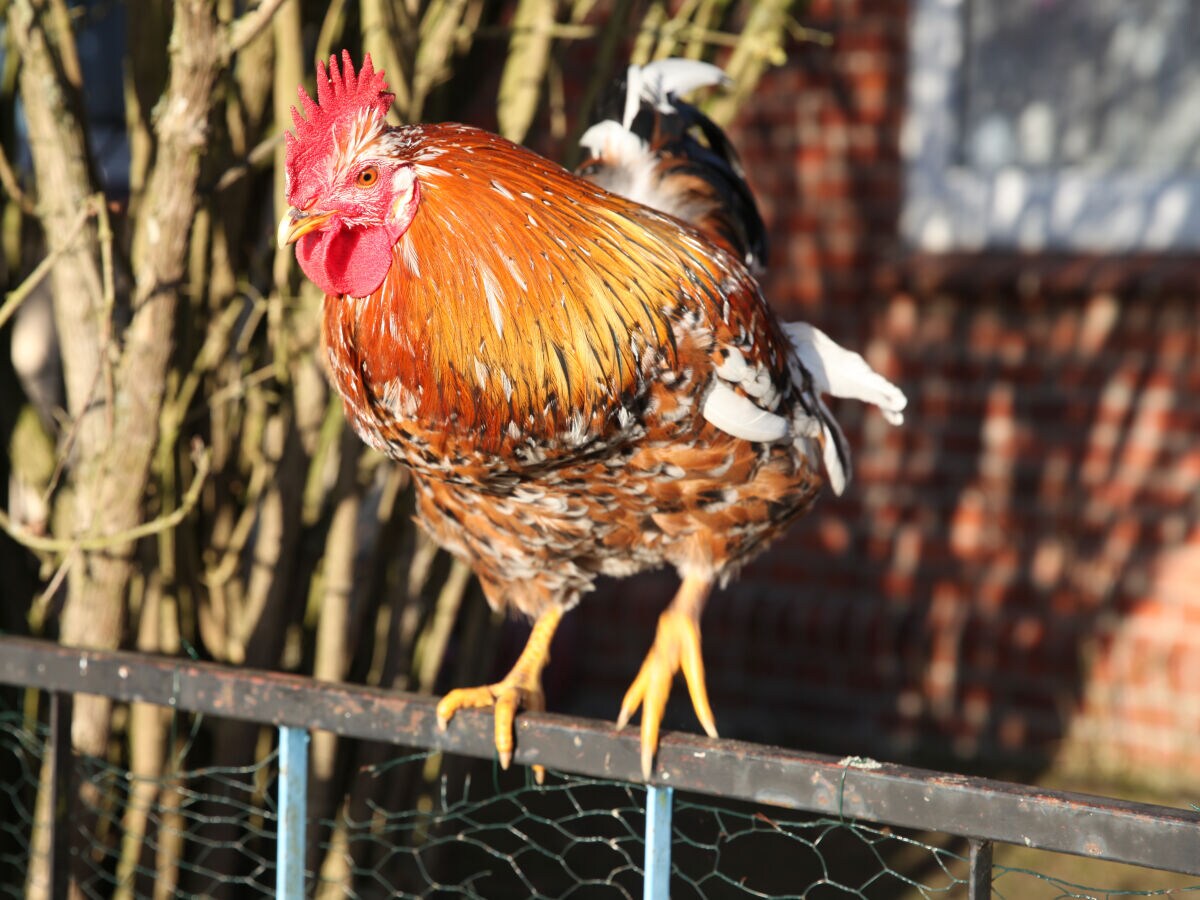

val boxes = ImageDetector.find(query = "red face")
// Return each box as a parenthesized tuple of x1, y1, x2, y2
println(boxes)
(278, 49, 416, 299)
(279, 154, 421, 299)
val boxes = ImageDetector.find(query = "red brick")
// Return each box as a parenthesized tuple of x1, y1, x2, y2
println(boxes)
(563, 3, 1200, 786)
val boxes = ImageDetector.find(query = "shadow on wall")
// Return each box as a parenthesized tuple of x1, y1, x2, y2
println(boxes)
(562, 285, 1200, 790)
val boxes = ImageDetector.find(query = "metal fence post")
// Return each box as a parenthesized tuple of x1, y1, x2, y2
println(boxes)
(969, 838, 994, 899)
(277, 726, 309, 899)
(48, 691, 73, 900)
(643, 785, 673, 900)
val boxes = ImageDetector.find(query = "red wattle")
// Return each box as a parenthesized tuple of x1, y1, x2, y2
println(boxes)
(298, 224, 399, 298)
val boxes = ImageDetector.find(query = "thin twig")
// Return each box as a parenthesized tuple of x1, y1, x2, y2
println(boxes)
(0, 445, 213, 554)
(95, 197, 117, 437)
(162, 302, 245, 437)
(0, 143, 36, 214)
(46, 0, 84, 89)
(206, 364, 277, 410)
(203, 448, 272, 588)
(225, 0, 290, 59)
(209, 133, 284, 193)
(29, 551, 75, 629)
(787, 19, 834, 47)
(33, 193, 114, 506)
(470, 21, 752, 46)
(40, 356, 103, 508)
(0, 195, 99, 331)
(313, 0, 348, 68)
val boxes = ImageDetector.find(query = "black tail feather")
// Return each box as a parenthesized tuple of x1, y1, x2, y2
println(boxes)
(577, 61, 769, 274)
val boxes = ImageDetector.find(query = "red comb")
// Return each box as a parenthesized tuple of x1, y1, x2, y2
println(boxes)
(285, 51, 393, 200)
(291, 50, 392, 138)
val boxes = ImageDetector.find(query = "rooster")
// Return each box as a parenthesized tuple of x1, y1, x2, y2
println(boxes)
(279, 52, 905, 780)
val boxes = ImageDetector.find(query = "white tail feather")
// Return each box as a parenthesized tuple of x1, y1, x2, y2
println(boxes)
(815, 395, 850, 496)
(630, 59, 730, 123)
(784, 322, 907, 425)
(578, 120, 644, 162)
(702, 381, 789, 443)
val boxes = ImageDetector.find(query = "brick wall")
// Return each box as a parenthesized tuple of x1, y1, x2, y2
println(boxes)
(560, 0, 1200, 788)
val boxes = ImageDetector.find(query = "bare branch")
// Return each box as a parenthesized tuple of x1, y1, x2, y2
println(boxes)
(225, 0, 290, 60)
(0, 143, 36, 214)
(46, 0, 83, 89)
(0, 445, 212, 554)
(28, 552, 74, 630)
(209, 133, 284, 193)
(0, 194, 100, 330)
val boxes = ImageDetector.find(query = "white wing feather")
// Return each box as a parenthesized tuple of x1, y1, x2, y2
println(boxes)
(702, 381, 789, 443)
(785, 322, 906, 425)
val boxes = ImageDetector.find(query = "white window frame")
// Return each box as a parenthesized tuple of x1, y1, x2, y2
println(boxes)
(902, 0, 1200, 253)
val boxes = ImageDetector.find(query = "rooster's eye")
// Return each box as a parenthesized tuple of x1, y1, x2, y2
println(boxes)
(356, 166, 379, 188)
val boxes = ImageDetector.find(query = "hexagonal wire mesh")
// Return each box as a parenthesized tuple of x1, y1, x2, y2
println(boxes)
(3, 709, 1199, 899)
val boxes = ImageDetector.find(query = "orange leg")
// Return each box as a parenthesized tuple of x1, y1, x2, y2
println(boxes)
(617, 574, 717, 779)
(436, 606, 563, 782)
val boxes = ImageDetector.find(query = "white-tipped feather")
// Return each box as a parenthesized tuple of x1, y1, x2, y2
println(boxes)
(582, 58, 904, 500)
(621, 64, 644, 130)
(578, 120, 645, 162)
(589, 58, 732, 138)
(580, 59, 736, 220)
(636, 59, 730, 117)
(814, 395, 849, 496)
(785, 322, 907, 425)
(702, 381, 788, 443)
(713, 347, 776, 402)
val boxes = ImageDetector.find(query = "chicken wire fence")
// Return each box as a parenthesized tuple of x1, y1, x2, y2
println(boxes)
(0, 714, 1192, 900)
(2, 640, 1200, 899)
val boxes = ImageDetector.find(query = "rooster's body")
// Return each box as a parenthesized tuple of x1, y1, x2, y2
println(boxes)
(281, 53, 904, 778)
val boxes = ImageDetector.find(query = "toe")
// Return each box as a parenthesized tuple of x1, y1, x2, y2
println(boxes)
(436, 685, 496, 730)
(493, 687, 520, 768)
(638, 658, 672, 779)
(617, 660, 651, 729)
(679, 634, 717, 738)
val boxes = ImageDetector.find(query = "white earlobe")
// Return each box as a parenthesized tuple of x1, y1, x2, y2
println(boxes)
(390, 168, 417, 223)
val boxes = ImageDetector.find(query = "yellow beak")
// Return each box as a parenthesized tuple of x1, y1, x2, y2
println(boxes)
(277, 208, 335, 248)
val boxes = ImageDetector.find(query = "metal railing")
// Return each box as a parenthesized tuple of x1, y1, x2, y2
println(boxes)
(2, 634, 1199, 898)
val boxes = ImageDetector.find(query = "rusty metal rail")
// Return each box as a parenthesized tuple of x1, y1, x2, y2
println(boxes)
(3, 633, 1200, 891)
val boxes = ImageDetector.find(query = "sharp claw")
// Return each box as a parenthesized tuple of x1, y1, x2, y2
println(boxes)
(533, 764, 546, 785)
(616, 687, 639, 729)
(432, 608, 563, 783)
(621, 584, 717, 781)
(618, 655, 651, 730)
(493, 690, 514, 768)
(637, 660, 670, 781)
(679, 637, 718, 738)
(435, 697, 454, 732)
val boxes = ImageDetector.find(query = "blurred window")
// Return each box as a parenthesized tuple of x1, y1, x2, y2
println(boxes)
(902, 0, 1200, 251)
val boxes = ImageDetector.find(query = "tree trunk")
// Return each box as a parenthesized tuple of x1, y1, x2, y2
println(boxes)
(10, 2, 224, 895)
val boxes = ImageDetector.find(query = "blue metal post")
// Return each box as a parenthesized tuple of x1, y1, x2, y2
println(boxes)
(276, 726, 309, 899)
(643, 785, 673, 900)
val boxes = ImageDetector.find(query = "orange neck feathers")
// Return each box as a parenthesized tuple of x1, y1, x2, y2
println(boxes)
(323, 125, 751, 452)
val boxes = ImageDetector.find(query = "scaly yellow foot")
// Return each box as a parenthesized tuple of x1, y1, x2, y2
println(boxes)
(436, 606, 562, 782)
(617, 575, 717, 780)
